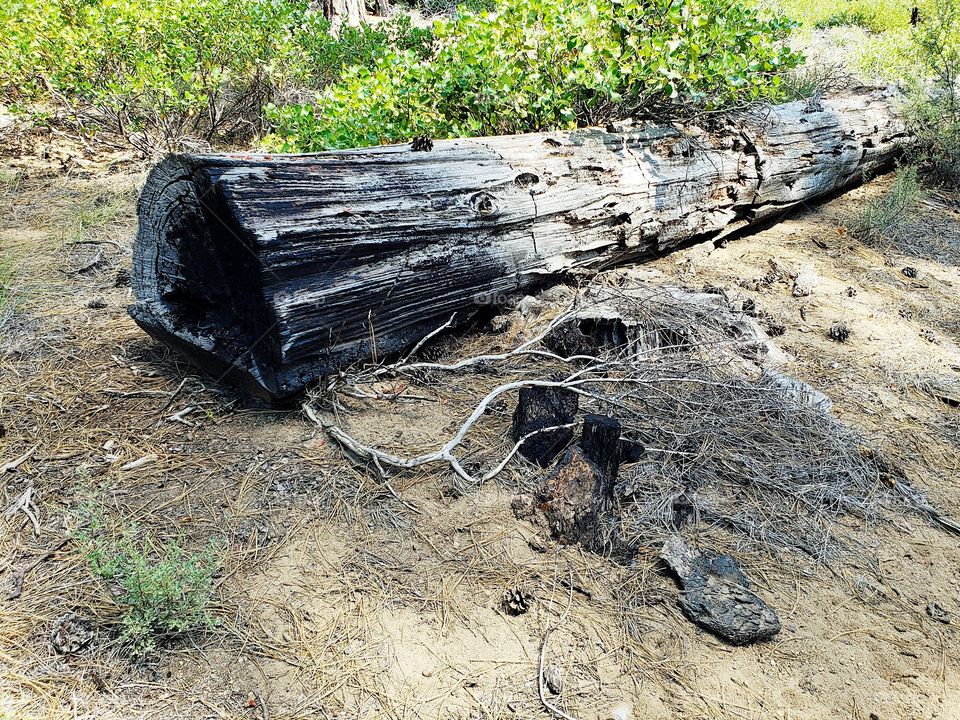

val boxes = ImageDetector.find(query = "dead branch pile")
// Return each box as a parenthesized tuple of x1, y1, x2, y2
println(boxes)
(308, 272, 933, 563)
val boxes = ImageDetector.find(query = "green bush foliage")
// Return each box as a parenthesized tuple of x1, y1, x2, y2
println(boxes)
(0, 0, 432, 146)
(266, 0, 803, 151)
(294, 14, 434, 89)
(907, 0, 960, 185)
(1, 0, 304, 141)
(78, 523, 223, 657)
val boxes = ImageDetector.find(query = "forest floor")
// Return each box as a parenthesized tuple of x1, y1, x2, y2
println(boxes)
(2, 111, 960, 719)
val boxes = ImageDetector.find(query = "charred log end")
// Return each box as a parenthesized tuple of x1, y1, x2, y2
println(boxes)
(511, 386, 579, 466)
(580, 414, 621, 505)
(661, 536, 781, 645)
(130, 156, 280, 400)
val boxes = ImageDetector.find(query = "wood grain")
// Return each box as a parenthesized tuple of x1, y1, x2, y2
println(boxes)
(130, 90, 908, 399)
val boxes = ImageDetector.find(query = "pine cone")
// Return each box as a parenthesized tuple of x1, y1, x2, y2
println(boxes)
(501, 585, 533, 616)
(410, 136, 434, 152)
(50, 612, 95, 654)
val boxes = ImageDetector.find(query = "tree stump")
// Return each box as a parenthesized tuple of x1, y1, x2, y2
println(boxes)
(511, 386, 579, 467)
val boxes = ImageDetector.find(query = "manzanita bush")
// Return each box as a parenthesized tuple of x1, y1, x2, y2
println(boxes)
(0, 0, 432, 145)
(265, 0, 804, 151)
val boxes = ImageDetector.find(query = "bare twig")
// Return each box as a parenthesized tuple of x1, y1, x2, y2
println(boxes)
(1, 444, 38, 473)
(538, 562, 579, 720)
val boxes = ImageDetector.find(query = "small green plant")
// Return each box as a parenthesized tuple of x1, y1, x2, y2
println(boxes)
(851, 165, 924, 240)
(906, 0, 960, 186)
(77, 521, 223, 657)
(813, 8, 872, 28)
(266, 0, 803, 151)
(780, 62, 845, 100)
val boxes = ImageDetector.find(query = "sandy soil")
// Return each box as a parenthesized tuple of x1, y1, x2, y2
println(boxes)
(1, 131, 959, 720)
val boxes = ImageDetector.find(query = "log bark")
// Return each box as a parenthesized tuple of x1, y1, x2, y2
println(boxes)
(130, 90, 908, 399)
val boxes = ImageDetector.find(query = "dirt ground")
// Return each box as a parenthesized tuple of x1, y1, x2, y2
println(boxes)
(1, 125, 959, 720)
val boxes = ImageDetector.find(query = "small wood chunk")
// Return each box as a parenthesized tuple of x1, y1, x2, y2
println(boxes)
(660, 535, 780, 645)
(511, 386, 578, 467)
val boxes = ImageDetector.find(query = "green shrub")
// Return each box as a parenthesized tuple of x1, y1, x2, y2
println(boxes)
(814, 9, 872, 28)
(292, 14, 434, 89)
(907, 0, 960, 185)
(78, 523, 223, 657)
(759, 0, 910, 34)
(1, 0, 310, 143)
(0, 0, 432, 147)
(265, 0, 803, 151)
(397, 0, 498, 16)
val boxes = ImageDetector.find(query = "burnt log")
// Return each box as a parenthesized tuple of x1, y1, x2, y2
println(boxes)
(130, 90, 908, 399)
(511, 386, 579, 467)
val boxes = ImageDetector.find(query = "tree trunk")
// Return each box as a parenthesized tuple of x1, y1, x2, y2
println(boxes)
(322, 0, 366, 25)
(130, 90, 908, 400)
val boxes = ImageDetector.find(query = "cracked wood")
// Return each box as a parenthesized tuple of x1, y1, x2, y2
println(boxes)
(130, 90, 908, 399)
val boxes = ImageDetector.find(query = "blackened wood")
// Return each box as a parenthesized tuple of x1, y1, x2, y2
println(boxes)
(580, 414, 621, 499)
(130, 90, 909, 399)
(619, 438, 646, 463)
(511, 386, 579, 466)
(661, 535, 781, 645)
(534, 446, 611, 551)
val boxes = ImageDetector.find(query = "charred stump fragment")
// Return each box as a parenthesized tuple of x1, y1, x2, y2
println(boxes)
(511, 386, 579, 466)
(512, 413, 623, 552)
(130, 91, 909, 399)
(581, 414, 622, 495)
(535, 446, 615, 551)
(661, 536, 781, 645)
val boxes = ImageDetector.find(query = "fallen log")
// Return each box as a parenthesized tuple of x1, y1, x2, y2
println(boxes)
(130, 90, 908, 399)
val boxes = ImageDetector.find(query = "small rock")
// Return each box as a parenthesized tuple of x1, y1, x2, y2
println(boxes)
(51, 612, 95, 654)
(517, 295, 544, 318)
(542, 664, 563, 695)
(845, 286, 857, 297)
(902, 266, 918, 278)
(86, 297, 107, 309)
(927, 601, 951, 624)
(510, 494, 536, 519)
(792, 266, 819, 297)
(608, 701, 632, 720)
